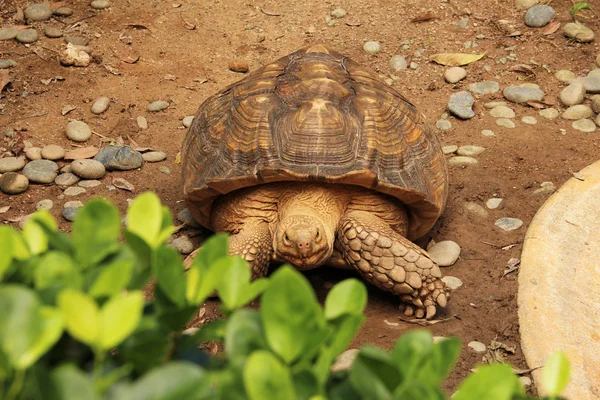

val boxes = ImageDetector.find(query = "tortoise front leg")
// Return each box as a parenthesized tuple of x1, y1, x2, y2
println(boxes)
(335, 211, 448, 319)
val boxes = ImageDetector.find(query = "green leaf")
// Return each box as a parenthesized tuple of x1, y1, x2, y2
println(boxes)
(72, 199, 121, 268)
(15, 306, 63, 369)
(126, 192, 164, 248)
(11, 229, 31, 260)
(217, 256, 253, 310)
(0, 226, 16, 280)
(22, 217, 49, 255)
(260, 266, 324, 363)
(349, 346, 401, 400)
(225, 309, 266, 361)
(124, 361, 207, 400)
(50, 364, 96, 400)
(541, 351, 571, 397)
(324, 279, 367, 320)
(34, 251, 82, 291)
(570, 2, 591, 16)
(88, 253, 135, 298)
(244, 351, 296, 400)
(292, 369, 319, 400)
(185, 257, 223, 306)
(120, 329, 172, 374)
(124, 230, 152, 269)
(152, 246, 186, 306)
(58, 289, 99, 347)
(196, 233, 229, 265)
(99, 291, 144, 350)
(157, 206, 176, 245)
(453, 363, 520, 400)
(393, 383, 446, 400)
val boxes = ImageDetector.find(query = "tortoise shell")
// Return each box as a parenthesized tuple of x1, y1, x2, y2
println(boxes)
(182, 45, 448, 240)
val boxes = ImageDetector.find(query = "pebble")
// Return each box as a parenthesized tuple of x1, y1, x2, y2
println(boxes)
(444, 67, 467, 83)
(468, 341, 487, 353)
(448, 91, 475, 119)
(483, 101, 507, 109)
(515, 0, 539, 10)
(463, 202, 488, 218)
(60, 165, 71, 173)
(158, 166, 170, 175)
(448, 156, 479, 166)
(147, 101, 170, 112)
(533, 181, 556, 195)
(468, 81, 500, 95)
(22, 160, 58, 183)
(331, 349, 359, 372)
(455, 17, 469, 29)
(91, 0, 111, 9)
(16, 30, 39, 44)
(136, 116, 148, 130)
(428, 240, 461, 267)
(0, 59, 16, 69)
(559, 82, 585, 106)
(481, 129, 496, 137)
(524, 5, 555, 27)
(94, 146, 143, 171)
(66, 120, 92, 142)
(563, 22, 595, 43)
(496, 118, 516, 128)
(36, 199, 53, 210)
(41, 145, 65, 161)
(363, 41, 381, 54)
(442, 145, 458, 154)
(579, 75, 600, 94)
(495, 217, 523, 231)
(71, 159, 106, 179)
(0, 173, 29, 195)
(436, 119, 452, 131)
(490, 105, 515, 119)
(519, 377, 532, 388)
(539, 108, 559, 119)
(409, 62, 418, 70)
(389, 55, 408, 71)
(229, 61, 249, 73)
(562, 105, 594, 120)
(0, 28, 18, 41)
(572, 119, 597, 133)
(62, 201, 84, 222)
(91, 97, 110, 114)
(503, 84, 544, 103)
(0, 157, 27, 173)
(142, 151, 167, 162)
(596, 114, 600, 127)
(457, 145, 485, 157)
(330, 8, 347, 18)
(521, 116, 537, 125)
(177, 208, 202, 229)
(64, 187, 86, 196)
(78, 180, 102, 188)
(64, 36, 90, 46)
(486, 198, 504, 209)
(182, 116, 195, 128)
(44, 27, 63, 38)
(60, 44, 90, 67)
(55, 173, 80, 186)
(24, 147, 42, 160)
(442, 276, 463, 290)
(53, 6, 73, 16)
(24, 3, 52, 21)
(554, 70, 576, 82)
(171, 236, 194, 254)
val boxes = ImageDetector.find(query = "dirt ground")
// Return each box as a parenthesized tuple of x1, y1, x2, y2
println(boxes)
(2, 0, 600, 394)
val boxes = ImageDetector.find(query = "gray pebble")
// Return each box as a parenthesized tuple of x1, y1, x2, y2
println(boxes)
(428, 240, 461, 267)
(53, 6, 74, 16)
(554, 70, 576, 82)
(177, 208, 202, 229)
(539, 108, 559, 119)
(41, 144, 65, 161)
(94, 145, 143, 171)
(495, 217, 523, 231)
(463, 202, 488, 218)
(448, 156, 479, 166)
(25, 147, 42, 160)
(60, 165, 71, 173)
(496, 118, 516, 128)
(23, 160, 58, 183)
(137, 116, 148, 129)
(503, 84, 544, 103)
(563, 22, 594, 43)
(16, 30, 39, 44)
(64, 187, 86, 196)
(62, 201, 84, 222)
(182, 116, 194, 128)
(91, 97, 110, 114)
(442, 145, 458, 154)
(0, 172, 29, 195)
(481, 129, 496, 137)
(24, 3, 52, 21)
(55, 172, 80, 186)
(468, 341, 487, 353)
(171, 236, 194, 254)
(457, 145, 485, 156)
(444, 67, 467, 84)
(448, 91, 475, 119)
(78, 180, 102, 188)
(0, 28, 18, 41)
(66, 120, 92, 142)
(147, 101, 169, 112)
(389, 55, 408, 72)
(435, 119, 452, 131)
(559, 82, 585, 106)
(486, 198, 504, 209)
(521, 116, 537, 125)
(158, 166, 170, 175)
(490, 105, 515, 119)
(330, 8, 346, 18)
(71, 159, 106, 179)
(562, 105, 593, 120)
(468, 81, 500, 95)
(0, 157, 27, 173)
(524, 5, 555, 28)
(142, 151, 167, 163)
(442, 276, 463, 290)
(579, 75, 600, 94)
(91, 0, 111, 9)
(363, 41, 381, 55)
(64, 36, 90, 46)
(593, 96, 600, 114)
(36, 199, 53, 210)
(44, 27, 63, 38)
(572, 119, 596, 133)
(0, 59, 17, 69)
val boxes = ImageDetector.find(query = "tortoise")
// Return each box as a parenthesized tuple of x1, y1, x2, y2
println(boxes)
(181, 45, 449, 319)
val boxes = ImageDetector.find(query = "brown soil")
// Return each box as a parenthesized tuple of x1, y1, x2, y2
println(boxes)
(1, 0, 599, 394)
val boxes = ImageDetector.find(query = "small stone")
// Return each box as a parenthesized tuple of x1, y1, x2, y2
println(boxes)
(521, 116, 537, 125)
(592, 96, 600, 114)
(64, 187, 86, 196)
(448, 91, 475, 119)
(171, 236, 194, 254)
(228, 61, 249, 73)
(490, 105, 515, 119)
(330, 8, 347, 18)
(142, 151, 167, 162)
(562, 105, 594, 120)
(442, 276, 463, 290)
(496, 118, 516, 128)
(389, 55, 408, 71)
(22, 160, 59, 183)
(483, 101, 507, 109)
(457, 145, 485, 157)
(64, 36, 90, 46)
(136, 116, 148, 130)
(455, 17, 469, 29)
(71, 159, 106, 179)
(60, 44, 91, 67)
(579, 74, 600, 94)
(36, 199, 53, 210)
(41, 145, 65, 161)
(0, 59, 17, 69)
(16, 30, 39, 44)
(436, 119, 452, 131)
(66, 120, 92, 142)
(53, 6, 73, 16)
(524, 5, 555, 28)
(515, 0, 539, 10)
(158, 166, 171, 175)
(94, 146, 143, 171)
(0, 28, 18, 41)
(78, 180, 102, 188)
(563, 22, 595, 43)
(428, 240, 461, 267)
(481, 129, 496, 137)
(495, 217, 523, 231)
(559, 82, 586, 106)
(442, 145, 458, 154)
(519, 377, 532, 388)
(444, 67, 467, 83)
(55, 173, 80, 186)
(468, 341, 487, 353)
(503, 84, 544, 103)
(463, 202, 488, 218)
(409, 62, 418, 70)
(0, 172, 29, 195)
(468, 81, 500, 95)
(448, 156, 479, 167)
(595, 114, 600, 127)
(555, 70, 576, 82)
(572, 119, 596, 132)
(331, 349, 359, 372)
(24, 3, 52, 21)
(0, 157, 27, 173)
(25, 147, 42, 160)
(60, 165, 71, 173)
(363, 41, 381, 54)
(62, 201, 84, 222)
(44, 27, 63, 38)
(486, 198, 504, 209)
(91, 97, 110, 114)
(91, 0, 111, 9)
(178, 208, 202, 228)
(182, 116, 195, 128)
(147, 101, 170, 112)
(534, 181, 556, 195)
(539, 108, 559, 119)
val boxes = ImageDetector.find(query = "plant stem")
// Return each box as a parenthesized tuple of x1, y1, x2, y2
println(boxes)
(5, 369, 24, 400)
(93, 349, 105, 392)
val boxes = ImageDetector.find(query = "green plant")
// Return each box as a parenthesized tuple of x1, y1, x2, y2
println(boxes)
(0, 192, 570, 399)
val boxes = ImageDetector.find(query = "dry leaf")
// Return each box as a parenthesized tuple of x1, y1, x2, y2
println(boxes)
(0, 206, 10, 214)
(133, 147, 156, 153)
(430, 52, 486, 66)
(183, 21, 196, 30)
(102, 63, 122, 75)
(126, 24, 150, 30)
(127, 135, 140, 148)
(411, 13, 439, 23)
(49, 2, 66, 9)
(260, 8, 281, 16)
(541, 21, 560, 35)
(119, 31, 133, 45)
(64, 147, 99, 160)
(506, 31, 522, 37)
(61, 105, 77, 115)
(526, 100, 552, 109)
(8, 133, 24, 156)
(503, 257, 520, 277)
(116, 136, 125, 145)
(571, 171, 585, 181)
(175, 152, 181, 164)
(0, 70, 11, 92)
(345, 21, 361, 26)
(510, 64, 536, 78)
(113, 177, 135, 192)
(119, 53, 140, 64)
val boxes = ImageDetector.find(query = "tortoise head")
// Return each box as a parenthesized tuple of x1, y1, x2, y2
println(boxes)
(273, 215, 333, 269)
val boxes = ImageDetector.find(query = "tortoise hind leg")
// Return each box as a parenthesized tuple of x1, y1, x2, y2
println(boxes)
(335, 210, 448, 319)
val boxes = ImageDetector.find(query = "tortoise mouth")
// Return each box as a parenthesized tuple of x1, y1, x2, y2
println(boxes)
(274, 248, 331, 270)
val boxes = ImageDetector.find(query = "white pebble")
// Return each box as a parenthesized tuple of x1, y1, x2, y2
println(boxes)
(468, 341, 487, 353)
